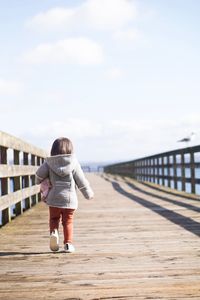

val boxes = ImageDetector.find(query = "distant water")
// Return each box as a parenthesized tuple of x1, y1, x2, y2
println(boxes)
(148, 167, 200, 194)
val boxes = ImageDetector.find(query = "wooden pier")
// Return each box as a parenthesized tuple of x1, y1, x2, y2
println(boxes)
(1, 173, 200, 300)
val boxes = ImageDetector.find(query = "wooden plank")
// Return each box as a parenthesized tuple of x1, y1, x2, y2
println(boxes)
(0, 165, 38, 177)
(0, 185, 40, 210)
(0, 131, 47, 157)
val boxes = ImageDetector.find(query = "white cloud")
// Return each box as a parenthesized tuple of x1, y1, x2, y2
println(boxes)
(113, 28, 141, 41)
(83, 0, 137, 30)
(24, 37, 104, 65)
(27, 7, 76, 31)
(0, 78, 24, 96)
(105, 67, 124, 80)
(27, 0, 138, 32)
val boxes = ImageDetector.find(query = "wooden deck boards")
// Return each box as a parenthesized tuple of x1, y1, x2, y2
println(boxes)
(0, 173, 200, 300)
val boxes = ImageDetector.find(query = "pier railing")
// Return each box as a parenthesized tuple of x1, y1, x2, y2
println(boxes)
(104, 145, 200, 195)
(0, 131, 47, 226)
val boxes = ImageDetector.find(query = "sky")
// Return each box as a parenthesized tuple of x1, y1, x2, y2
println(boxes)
(0, 0, 200, 163)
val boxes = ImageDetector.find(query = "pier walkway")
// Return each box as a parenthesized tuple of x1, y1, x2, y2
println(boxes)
(0, 173, 200, 300)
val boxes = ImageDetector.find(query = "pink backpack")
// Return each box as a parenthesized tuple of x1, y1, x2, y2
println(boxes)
(40, 178, 51, 202)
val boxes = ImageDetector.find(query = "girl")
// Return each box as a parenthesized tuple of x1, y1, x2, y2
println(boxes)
(36, 137, 94, 253)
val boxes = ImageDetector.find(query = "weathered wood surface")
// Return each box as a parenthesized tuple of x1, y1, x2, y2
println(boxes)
(0, 185, 40, 210)
(0, 173, 200, 300)
(0, 165, 39, 178)
(0, 131, 47, 157)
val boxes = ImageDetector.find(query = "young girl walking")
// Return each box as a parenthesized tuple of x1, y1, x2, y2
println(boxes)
(36, 137, 94, 253)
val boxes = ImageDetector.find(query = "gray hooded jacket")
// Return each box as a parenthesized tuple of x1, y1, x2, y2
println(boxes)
(36, 154, 94, 209)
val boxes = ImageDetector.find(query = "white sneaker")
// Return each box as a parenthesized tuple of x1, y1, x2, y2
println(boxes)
(50, 229, 59, 251)
(64, 243, 75, 253)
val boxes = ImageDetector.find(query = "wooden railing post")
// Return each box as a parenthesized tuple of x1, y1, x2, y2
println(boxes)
(167, 156, 170, 188)
(37, 156, 41, 166)
(31, 154, 35, 166)
(14, 150, 23, 216)
(145, 160, 147, 181)
(190, 150, 196, 194)
(23, 152, 31, 209)
(156, 158, 159, 184)
(31, 154, 39, 203)
(146, 159, 149, 181)
(142, 161, 144, 181)
(153, 158, 156, 183)
(173, 154, 178, 190)
(31, 175, 37, 206)
(0, 146, 11, 225)
(181, 152, 186, 192)
(134, 162, 136, 180)
(161, 156, 165, 186)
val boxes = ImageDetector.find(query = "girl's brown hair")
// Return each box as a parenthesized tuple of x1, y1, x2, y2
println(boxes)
(50, 137, 74, 156)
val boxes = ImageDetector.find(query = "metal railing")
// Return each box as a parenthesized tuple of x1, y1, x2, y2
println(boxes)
(0, 131, 47, 226)
(104, 145, 200, 195)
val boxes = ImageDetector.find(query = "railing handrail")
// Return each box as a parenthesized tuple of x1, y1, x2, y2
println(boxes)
(0, 131, 46, 157)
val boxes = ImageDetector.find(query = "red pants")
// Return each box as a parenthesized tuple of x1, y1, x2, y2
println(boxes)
(49, 207, 75, 244)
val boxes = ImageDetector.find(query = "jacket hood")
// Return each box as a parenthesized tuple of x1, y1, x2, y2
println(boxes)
(46, 154, 76, 177)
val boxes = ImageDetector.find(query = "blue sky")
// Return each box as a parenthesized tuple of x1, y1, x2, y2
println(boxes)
(0, 0, 200, 162)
